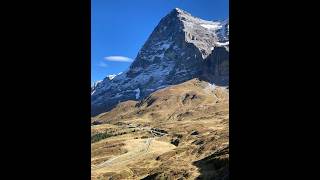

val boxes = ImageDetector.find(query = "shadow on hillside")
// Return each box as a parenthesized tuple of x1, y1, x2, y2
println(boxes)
(193, 146, 229, 180)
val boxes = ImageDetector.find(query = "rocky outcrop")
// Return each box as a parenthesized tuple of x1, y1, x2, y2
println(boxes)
(201, 47, 229, 85)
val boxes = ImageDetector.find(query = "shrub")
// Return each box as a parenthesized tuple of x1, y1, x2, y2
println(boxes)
(91, 131, 112, 143)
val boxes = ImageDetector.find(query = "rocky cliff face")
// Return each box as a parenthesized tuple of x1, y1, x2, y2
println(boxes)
(91, 8, 229, 116)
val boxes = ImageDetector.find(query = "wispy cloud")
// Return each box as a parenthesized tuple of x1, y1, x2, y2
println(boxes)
(104, 56, 133, 62)
(98, 61, 108, 67)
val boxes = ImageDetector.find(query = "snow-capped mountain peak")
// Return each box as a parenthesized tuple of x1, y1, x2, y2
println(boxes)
(91, 8, 229, 116)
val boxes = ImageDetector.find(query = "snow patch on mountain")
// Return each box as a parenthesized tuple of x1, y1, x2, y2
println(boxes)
(200, 23, 222, 30)
(134, 88, 140, 99)
(91, 80, 102, 88)
(91, 80, 102, 95)
(107, 74, 117, 80)
(204, 82, 216, 94)
(215, 41, 229, 46)
(106, 72, 123, 80)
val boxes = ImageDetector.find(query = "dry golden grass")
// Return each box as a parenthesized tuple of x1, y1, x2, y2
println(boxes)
(91, 78, 229, 180)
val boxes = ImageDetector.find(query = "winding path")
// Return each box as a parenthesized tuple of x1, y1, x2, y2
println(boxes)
(93, 138, 154, 170)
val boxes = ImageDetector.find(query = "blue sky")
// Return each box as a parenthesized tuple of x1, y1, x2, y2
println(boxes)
(91, 0, 229, 82)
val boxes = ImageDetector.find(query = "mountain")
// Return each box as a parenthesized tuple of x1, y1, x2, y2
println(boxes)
(91, 78, 229, 179)
(91, 73, 122, 95)
(91, 8, 229, 116)
(91, 80, 101, 94)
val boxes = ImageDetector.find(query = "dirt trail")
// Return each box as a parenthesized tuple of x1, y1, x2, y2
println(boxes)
(93, 138, 154, 170)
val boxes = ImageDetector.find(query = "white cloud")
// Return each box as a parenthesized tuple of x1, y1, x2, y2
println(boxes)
(98, 61, 108, 67)
(104, 56, 133, 62)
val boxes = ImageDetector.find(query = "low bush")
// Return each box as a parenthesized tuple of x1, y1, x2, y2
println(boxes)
(91, 131, 112, 143)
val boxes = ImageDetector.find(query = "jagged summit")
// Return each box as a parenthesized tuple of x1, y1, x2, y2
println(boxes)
(163, 8, 228, 58)
(91, 8, 229, 116)
(174, 7, 183, 12)
(172, 7, 192, 15)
